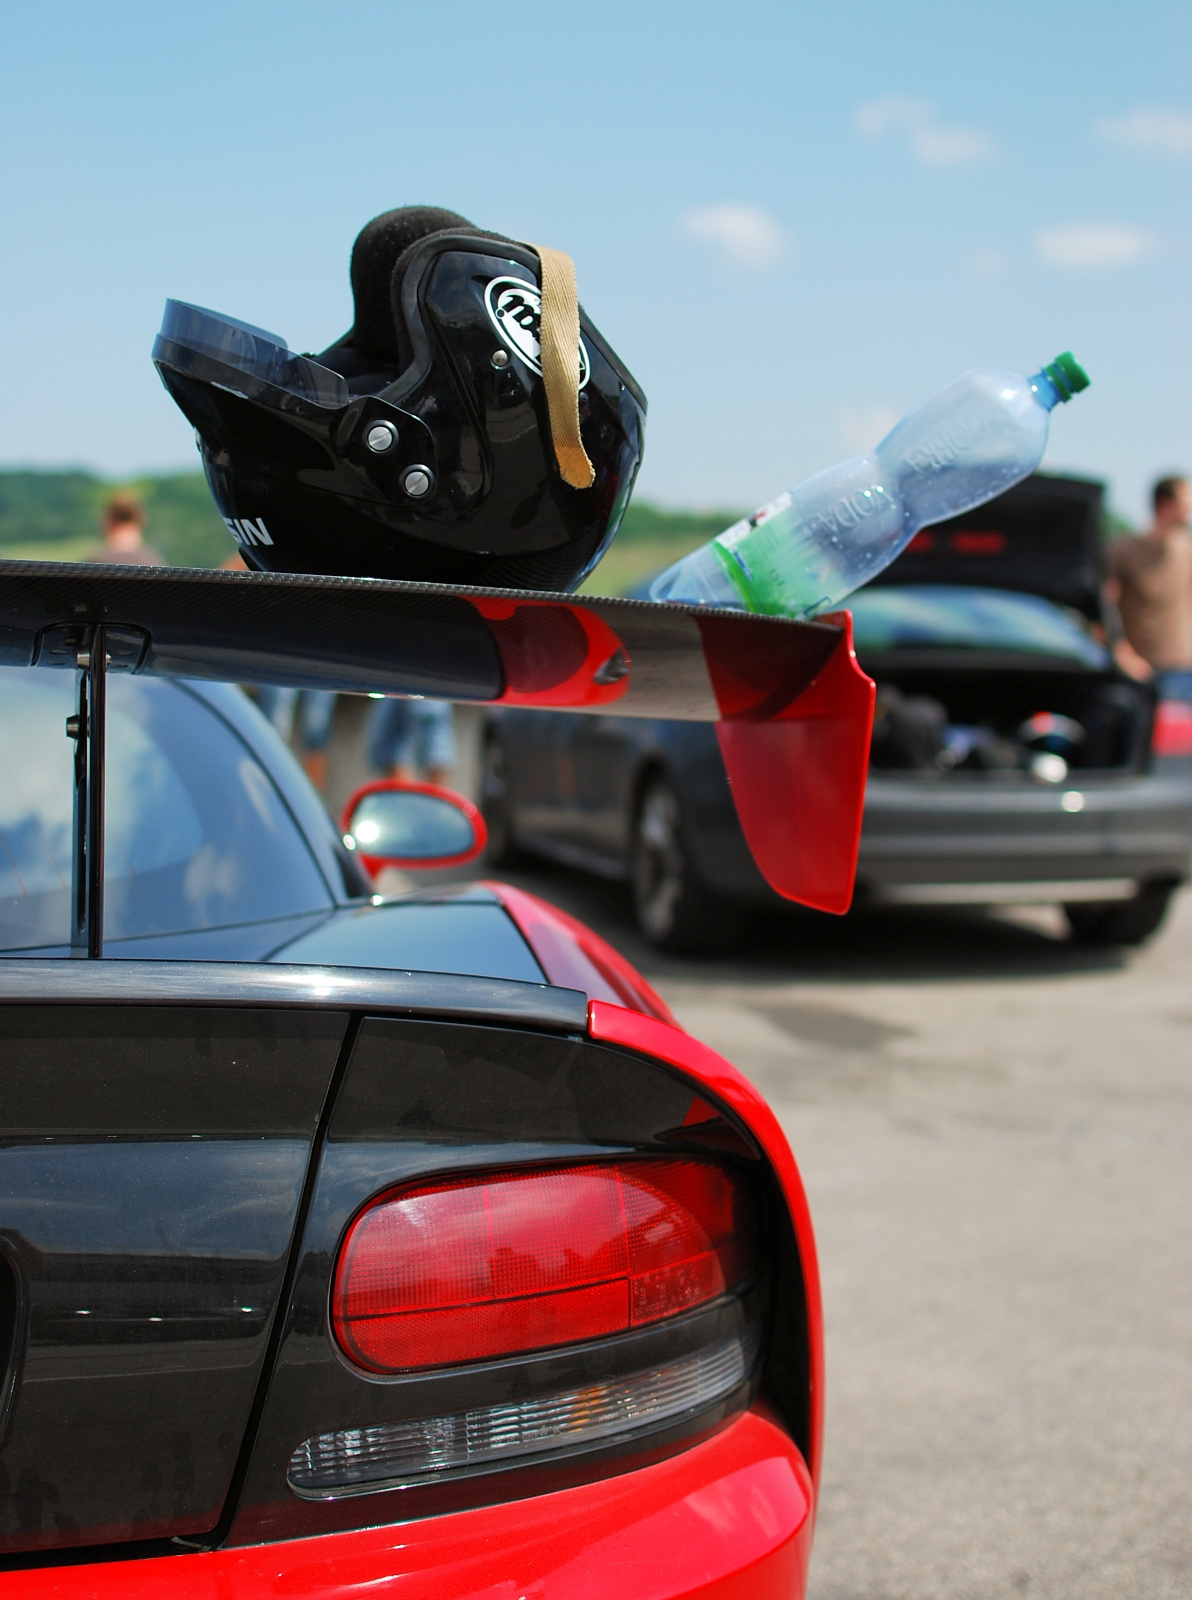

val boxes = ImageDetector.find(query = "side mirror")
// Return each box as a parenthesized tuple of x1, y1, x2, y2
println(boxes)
(340, 780, 488, 876)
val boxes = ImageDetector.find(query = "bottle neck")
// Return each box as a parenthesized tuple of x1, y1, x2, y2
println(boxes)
(1029, 369, 1062, 412)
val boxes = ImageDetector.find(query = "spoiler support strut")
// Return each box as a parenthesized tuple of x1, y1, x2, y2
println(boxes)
(66, 624, 106, 959)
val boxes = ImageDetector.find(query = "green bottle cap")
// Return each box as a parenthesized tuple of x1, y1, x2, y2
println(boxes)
(1043, 351, 1090, 402)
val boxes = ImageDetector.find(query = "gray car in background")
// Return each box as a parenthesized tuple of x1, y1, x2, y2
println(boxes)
(483, 475, 1192, 951)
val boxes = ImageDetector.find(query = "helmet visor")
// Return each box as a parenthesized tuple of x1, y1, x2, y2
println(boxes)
(154, 300, 348, 409)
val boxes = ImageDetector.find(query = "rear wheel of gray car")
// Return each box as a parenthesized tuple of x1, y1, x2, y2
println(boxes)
(481, 733, 523, 867)
(1064, 880, 1177, 946)
(631, 775, 746, 954)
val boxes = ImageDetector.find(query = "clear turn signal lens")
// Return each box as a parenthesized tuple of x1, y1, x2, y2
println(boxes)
(289, 1328, 757, 1497)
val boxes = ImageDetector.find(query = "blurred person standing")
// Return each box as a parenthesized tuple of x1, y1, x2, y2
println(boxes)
(367, 696, 457, 787)
(1106, 476, 1192, 701)
(243, 681, 338, 796)
(220, 549, 336, 791)
(292, 690, 336, 793)
(87, 491, 164, 565)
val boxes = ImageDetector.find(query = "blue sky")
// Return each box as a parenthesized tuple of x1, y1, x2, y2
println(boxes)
(1, 0, 1188, 523)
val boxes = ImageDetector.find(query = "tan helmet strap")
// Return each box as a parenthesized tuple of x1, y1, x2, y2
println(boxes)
(529, 244, 595, 490)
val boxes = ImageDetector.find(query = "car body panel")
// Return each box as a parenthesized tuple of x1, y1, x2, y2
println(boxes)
(227, 1008, 803, 1544)
(858, 770, 1192, 896)
(0, 967, 820, 1596)
(0, 1002, 345, 1554)
(0, 965, 586, 1563)
(265, 895, 547, 983)
(2, 1408, 812, 1600)
(0, 960, 588, 1031)
(488, 880, 676, 1020)
(114, 896, 552, 986)
(588, 1001, 823, 1485)
(490, 713, 755, 888)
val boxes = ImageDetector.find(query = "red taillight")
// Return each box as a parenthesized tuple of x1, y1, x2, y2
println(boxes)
(951, 530, 1006, 554)
(1153, 699, 1192, 758)
(333, 1159, 755, 1373)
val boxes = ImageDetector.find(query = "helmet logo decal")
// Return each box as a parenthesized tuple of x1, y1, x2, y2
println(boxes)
(223, 515, 274, 548)
(484, 276, 590, 389)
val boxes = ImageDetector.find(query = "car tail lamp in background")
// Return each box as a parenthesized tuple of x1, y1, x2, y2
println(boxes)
(1153, 699, 1192, 758)
(333, 1159, 755, 1372)
(291, 1159, 760, 1498)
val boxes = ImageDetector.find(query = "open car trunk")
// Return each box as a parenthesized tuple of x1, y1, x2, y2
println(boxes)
(860, 652, 1154, 777)
(866, 471, 1106, 621)
(857, 473, 1155, 780)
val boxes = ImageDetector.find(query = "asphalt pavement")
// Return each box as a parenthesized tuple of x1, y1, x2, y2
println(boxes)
(475, 863, 1192, 1600)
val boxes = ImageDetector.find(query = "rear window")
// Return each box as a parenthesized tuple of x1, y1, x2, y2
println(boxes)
(847, 585, 1108, 667)
(0, 670, 333, 951)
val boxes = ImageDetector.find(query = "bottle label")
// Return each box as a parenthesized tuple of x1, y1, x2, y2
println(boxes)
(713, 498, 790, 612)
(713, 482, 893, 617)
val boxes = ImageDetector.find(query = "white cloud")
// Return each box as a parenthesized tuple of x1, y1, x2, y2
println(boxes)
(679, 203, 790, 269)
(1036, 223, 1159, 269)
(836, 406, 899, 454)
(1097, 107, 1192, 157)
(855, 95, 995, 168)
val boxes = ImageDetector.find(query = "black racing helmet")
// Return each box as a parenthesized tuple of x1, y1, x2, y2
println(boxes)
(152, 206, 646, 590)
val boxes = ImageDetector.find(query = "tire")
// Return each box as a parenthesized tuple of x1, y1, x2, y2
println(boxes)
(630, 773, 746, 954)
(480, 732, 523, 867)
(1064, 881, 1178, 946)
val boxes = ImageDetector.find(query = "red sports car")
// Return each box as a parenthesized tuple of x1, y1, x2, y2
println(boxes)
(0, 564, 873, 1597)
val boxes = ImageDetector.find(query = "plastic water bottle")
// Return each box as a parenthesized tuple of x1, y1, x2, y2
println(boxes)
(649, 352, 1090, 617)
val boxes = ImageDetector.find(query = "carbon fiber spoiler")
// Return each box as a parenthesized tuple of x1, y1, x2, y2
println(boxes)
(0, 561, 874, 917)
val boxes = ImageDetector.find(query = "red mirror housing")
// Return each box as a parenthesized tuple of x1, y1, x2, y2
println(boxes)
(340, 779, 488, 878)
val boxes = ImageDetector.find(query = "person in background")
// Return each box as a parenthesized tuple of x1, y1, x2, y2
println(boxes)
(293, 690, 337, 792)
(1106, 476, 1192, 703)
(367, 696, 457, 787)
(220, 549, 336, 791)
(88, 491, 165, 565)
(245, 686, 338, 794)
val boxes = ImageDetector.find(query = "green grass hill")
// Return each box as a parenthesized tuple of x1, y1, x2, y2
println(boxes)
(579, 499, 742, 595)
(0, 469, 742, 591)
(0, 470, 233, 567)
(0, 468, 1135, 595)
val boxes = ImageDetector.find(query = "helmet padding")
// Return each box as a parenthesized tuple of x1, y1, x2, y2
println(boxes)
(347, 206, 478, 361)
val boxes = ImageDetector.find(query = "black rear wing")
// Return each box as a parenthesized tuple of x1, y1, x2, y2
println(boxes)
(0, 562, 875, 938)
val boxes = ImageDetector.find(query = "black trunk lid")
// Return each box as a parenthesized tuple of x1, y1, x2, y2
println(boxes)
(867, 472, 1105, 621)
(0, 1004, 344, 1555)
